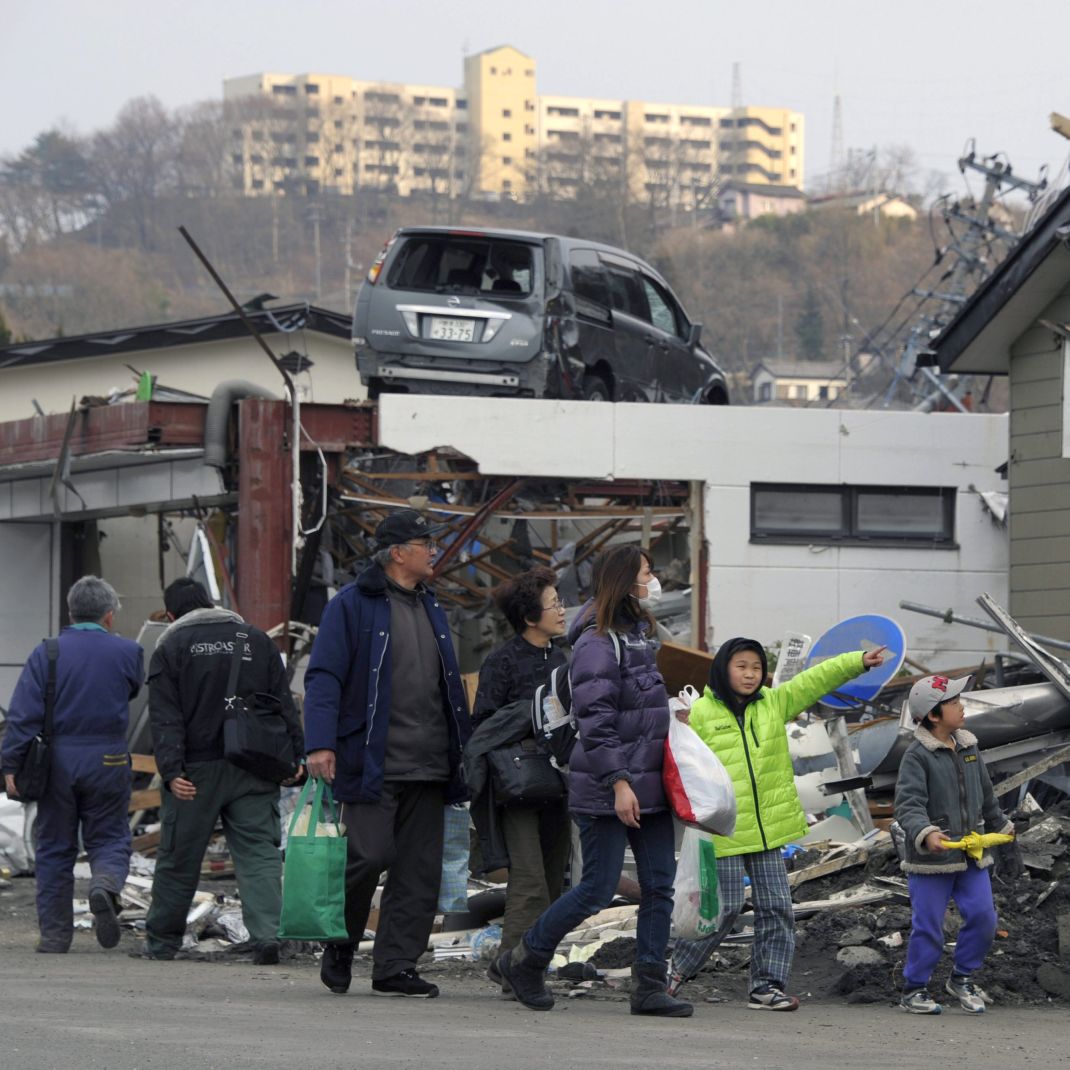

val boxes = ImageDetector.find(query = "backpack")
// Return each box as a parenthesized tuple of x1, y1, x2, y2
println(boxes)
(532, 631, 622, 769)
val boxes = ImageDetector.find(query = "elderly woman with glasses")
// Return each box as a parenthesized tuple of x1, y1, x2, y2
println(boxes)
(470, 567, 571, 990)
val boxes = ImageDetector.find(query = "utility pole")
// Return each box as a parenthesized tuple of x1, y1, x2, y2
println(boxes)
(884, 143, 1047, 409)
(829, 94, 844, 192)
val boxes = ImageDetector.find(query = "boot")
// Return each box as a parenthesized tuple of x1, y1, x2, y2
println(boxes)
(320, 941, 355, 994)
(630, 961, 694, 1017)
(496, 939, 554, 1011)
(89, 888, 121, 949)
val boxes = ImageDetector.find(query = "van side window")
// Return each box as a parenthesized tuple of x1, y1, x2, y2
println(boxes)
(605, 268, 649, 320)
(641, 277, 684, 338)
(569, 249, 610, 310)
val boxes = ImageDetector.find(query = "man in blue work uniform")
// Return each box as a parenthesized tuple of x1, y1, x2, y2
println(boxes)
(2, 576, 144, 952)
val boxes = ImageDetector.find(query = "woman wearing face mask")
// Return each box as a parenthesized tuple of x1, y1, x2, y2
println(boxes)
(496, 544, 692, 1018)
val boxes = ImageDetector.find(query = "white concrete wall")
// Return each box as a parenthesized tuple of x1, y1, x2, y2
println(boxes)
(379, 397, 1009, 668)
(0, 334, 364, 422)
(0, 522, 58, 710)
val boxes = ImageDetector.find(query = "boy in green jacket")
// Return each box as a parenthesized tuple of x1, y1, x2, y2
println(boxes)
(668, 637, 885, 1009)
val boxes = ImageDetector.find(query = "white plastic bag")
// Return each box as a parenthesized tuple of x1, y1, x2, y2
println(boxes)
(672, 826, 722, 940)
(663, 714, 736, 836)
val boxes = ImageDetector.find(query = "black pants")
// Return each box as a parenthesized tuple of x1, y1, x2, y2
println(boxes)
(340, 780, 445, 980)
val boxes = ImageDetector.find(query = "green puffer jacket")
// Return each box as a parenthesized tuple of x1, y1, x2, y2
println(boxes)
(689, 651, 867, 857)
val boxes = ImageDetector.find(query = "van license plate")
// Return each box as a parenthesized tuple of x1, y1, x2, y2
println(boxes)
(429, 317, 475, 342)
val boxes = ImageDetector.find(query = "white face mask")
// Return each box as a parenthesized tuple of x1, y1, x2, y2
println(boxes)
(637, 575, 662, 607)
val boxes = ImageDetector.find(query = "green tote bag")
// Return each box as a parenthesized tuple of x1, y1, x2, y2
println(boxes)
(277, 777, 349, 942)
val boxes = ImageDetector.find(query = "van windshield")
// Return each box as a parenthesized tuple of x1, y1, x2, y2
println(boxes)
(387, 236, 536, 296)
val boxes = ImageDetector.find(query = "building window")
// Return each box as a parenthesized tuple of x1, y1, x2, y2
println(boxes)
(271, 84, 297, 96)
(490, 66, 497, 74)
(594, 109, 622, 120)
(502, 108, 512, 118)
(334, 95, 344, 105)
(548, 105, 580, 117)
(502, 132, 512, 141)
(430, 97, 448, 107)
(644, 113, 670, 123)
(502, 155, 512, 165)
(750, 484, 957, 547)
(304, 83, 319, 94)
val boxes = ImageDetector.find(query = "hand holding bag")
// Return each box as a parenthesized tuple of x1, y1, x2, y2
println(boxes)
(13, 638, 59, 801)
(277, 777, 349, 942)
(222, 630, 297, 783)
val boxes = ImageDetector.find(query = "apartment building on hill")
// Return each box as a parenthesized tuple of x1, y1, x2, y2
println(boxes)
(223, 44, 804, 206)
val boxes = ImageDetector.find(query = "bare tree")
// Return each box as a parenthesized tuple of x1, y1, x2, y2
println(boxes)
(89, 96, 181, 250)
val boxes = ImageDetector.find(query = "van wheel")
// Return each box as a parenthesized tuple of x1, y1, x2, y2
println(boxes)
(582, 374, 611, 402)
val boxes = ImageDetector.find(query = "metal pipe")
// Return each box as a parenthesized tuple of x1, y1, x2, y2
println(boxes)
(898, 600, 1070, 653)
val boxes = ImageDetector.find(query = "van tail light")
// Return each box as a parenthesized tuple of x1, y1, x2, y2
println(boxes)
(367, 233, 398, 284)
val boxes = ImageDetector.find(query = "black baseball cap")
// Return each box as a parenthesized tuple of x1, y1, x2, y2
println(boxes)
(374, 508, 447, 549)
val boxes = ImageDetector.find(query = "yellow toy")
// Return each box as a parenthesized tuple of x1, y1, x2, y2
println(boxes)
(939, 831, 1015, 861)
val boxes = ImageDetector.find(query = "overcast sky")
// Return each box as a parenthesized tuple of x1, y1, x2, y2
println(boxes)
(7, 0, 1069, 193)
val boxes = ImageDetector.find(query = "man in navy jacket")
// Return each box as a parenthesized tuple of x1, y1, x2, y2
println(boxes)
(305, 509, 471, 999)
(2, 576, 143, 952)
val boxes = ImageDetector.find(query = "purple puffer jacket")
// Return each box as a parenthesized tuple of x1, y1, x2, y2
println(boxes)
(566, 604, 670, 816)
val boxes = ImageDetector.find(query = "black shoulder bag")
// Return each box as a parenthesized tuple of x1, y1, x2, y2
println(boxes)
(222, 630, 296, 783)
(14, 638, 60, 801)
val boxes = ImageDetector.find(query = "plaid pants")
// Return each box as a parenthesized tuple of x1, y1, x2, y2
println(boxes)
(672, 846, 795, 992)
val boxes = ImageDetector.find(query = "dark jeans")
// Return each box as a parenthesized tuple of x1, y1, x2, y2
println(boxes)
(525, 808, 676, 965)
(338, 780, 445, 980)
(499, 799, 571, 952)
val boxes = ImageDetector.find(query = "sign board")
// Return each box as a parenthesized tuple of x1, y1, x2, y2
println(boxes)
(772, 631, 812, 688)
(804, 614, 906, 710)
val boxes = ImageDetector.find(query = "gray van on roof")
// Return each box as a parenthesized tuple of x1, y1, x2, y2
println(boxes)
(353, 226, 729, 405)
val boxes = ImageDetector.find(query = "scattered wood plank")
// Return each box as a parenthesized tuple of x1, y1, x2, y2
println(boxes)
(993, 744, 1070, 798)
(787, 847, 868, 888)
(129, 789, 161, 812)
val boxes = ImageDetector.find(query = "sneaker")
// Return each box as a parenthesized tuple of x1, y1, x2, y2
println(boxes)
(320, 942, 355, 995)
(253, 941, 280, 966)
(748, 984, 800, 1011)
(900, 988, 943, 1014)
(945, 975, 986, 1013)
(371, 969, 439, 998)
(89, 888, 121, 950)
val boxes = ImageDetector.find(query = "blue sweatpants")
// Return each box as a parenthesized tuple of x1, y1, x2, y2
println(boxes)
(34, 737, 132, 949)
(903, 863, 998, 989)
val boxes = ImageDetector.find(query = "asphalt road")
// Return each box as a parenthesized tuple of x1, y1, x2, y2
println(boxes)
(1, 943, 1066, 1070)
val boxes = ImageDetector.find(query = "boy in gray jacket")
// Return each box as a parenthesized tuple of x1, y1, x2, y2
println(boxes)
(894, 674, 1014, 1015)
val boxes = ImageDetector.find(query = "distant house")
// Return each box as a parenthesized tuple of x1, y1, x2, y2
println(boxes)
(718, 181, 807, 223)
(807, 190, 918, 222)
(933, 182, 1070, 639)
(751, 360, 848, 405)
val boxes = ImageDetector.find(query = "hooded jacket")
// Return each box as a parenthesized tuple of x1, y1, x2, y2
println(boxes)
(303, 561, 471, 804)
(894, 724, 1012, 874)
(689, 640, 868, 857)
(148, 607, 302, 785)
(565, 603, 669, 817)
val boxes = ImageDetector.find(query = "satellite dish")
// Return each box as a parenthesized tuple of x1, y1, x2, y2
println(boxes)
(805, 614, 906, 710)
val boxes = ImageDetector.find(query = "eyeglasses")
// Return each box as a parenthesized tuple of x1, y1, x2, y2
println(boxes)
(541, 598, 566, 613)
(402, 539, 438, 553)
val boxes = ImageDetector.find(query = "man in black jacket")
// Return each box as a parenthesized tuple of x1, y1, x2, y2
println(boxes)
(144, 578, 303, 963)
